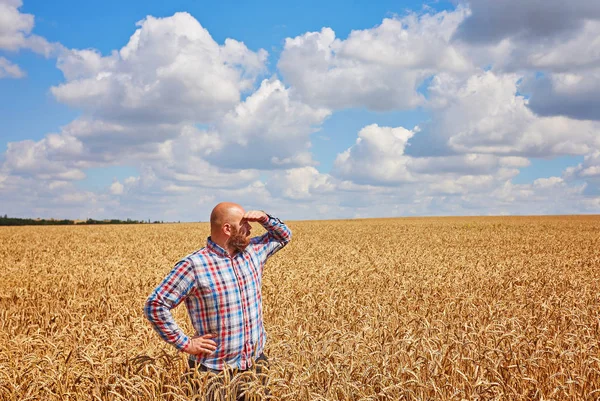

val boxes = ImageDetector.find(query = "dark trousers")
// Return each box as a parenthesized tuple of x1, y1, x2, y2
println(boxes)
(186, 354, 270, 401)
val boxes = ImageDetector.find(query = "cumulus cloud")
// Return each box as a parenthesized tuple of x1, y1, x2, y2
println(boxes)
(0, 173, 110, 219)
(10, 79, 329, 187)
(0, 118, 195, 188)
(331, 123, 527, 195)
(57, 118, 187, 158)
(0, 0, 59, 77)
(149, 150, 260, 190)
(454, 0, 600, 44)
(516, 20, 600, 73)
(0, 3, 56, 57)
(2, 14, 311, 196)
(565, 152, 600, 179)
(0, 56, 24, 78)
(523, 69, 600, 121)
(426, 174, 497, 196)
(0, 0, 36, 51)
(278, 8, 472, 111)
(564, 151, 600, 196)
(266, 166, 336, 200)
(109, 180, 124, 195)
(260, 165, 591, 219)
(205, 78, 331, 169)
(3, 135, 85, 180)
(333, 124, 417, 185)
(52, 12, 268, 124)
(419, 71, 600, 157)
(453, 2, 600, 122)
(320, 120, 600, 216)
(533, 176, 565, 189)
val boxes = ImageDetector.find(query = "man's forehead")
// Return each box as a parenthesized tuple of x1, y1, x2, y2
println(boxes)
(230, 207, 245, 219)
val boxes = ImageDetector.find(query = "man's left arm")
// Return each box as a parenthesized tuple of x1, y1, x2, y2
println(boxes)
(245, 210, 292, 260)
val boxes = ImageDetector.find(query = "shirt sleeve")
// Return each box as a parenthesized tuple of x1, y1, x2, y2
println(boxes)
(143, 259, 196, 351)
(250, 213, 292, 265)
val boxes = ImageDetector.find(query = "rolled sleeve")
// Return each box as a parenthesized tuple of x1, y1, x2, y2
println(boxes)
(144, 259, 196, 351)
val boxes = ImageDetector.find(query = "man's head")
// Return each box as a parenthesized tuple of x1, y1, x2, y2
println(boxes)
(210, 202, 252, 254)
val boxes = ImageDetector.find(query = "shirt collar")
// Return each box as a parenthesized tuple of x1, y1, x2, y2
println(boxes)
(206, 236, 230, 258)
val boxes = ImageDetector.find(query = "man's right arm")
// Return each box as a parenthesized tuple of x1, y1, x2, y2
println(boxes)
(143, 259, 196, 351)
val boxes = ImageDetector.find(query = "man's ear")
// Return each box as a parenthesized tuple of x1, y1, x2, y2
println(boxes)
(223, 223, 232, 236)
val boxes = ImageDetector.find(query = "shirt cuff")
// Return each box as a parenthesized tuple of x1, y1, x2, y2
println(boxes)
(175, 334, 191, 352)
(260, 213, 279, 227)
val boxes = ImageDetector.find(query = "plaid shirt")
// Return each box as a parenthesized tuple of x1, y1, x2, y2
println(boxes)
(144, 214, 291, 371)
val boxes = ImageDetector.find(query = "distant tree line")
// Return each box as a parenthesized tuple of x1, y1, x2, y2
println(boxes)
(0, 215, 164, 226)
(79, 218, 148, 225)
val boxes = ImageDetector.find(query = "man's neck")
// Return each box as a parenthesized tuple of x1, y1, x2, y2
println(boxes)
(211, 235, 235, 257)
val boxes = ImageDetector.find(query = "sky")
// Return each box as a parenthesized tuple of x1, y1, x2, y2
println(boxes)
(1, 0, 600, 221)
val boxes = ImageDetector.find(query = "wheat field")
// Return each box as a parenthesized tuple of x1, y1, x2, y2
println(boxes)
(1, 216, 600, 400)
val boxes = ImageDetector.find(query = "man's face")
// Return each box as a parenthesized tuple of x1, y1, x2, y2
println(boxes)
(226, 211, 252, 254)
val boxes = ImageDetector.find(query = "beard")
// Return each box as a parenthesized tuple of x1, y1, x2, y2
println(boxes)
(228, 225, 251, 254)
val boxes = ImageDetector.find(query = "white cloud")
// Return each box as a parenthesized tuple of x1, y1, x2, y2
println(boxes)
(2, 67, 328, 204)
(0, 0, 35, 51)
(332, 123, 529, 194)
(55, 48, 119, 81)
(3, 136, 85, 180)
(0, 117, 191, 186)
(0, 0, 58, 77)
(0, 174, 111, 219)
(5, 77, 330, 188)
(454, 0, 600, 45)
(60, 191, 95, 204)
(519, 20, 600, 73)
(205, 78, 331, 169)
(409, 154, 530, 175)
(566, 152, 600, 178)
(146, 126, 259, 189)
(533, 176, 564, 189)
(491, 178, 584, 206)
(2, 13, 325, 209)
(162, 184, 193, 193)
(260, 165, 592, 218)
(278, 8, 472, 111)
(454, 4, 600, 121)
(0, 0, 56, 56)
(424, 71, 600, 157)
(124, 176, 138, 185)
(109, 180, 124, 195)
(564, 151, 600, 196)
(325, 121, 596, 215)
(444, 0, 600, 125)
(333, 124, 417, 185)
(428, 174, 495, 195)
(0, 56, 25, 78)
(152, 157, 259, 190)
(523, 69, 600, 121)
(58, 118, 186, 157)
(51, 12, 268, 124)
(47, 180, 70, 190)
(580, 197, 600, 210)
(266, 167, 336, 200)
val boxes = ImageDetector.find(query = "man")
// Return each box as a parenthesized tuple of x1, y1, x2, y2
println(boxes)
(144, 202, 292, 391)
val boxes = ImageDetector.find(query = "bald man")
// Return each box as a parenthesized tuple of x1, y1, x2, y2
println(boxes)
(144, 203, 292, 377)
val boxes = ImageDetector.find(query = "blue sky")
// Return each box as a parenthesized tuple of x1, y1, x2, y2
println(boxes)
(24, 0, 453, 50)
(1, 0, 599, 220)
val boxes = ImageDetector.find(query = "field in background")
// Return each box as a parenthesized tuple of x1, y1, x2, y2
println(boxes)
(1, 216, 600, 400)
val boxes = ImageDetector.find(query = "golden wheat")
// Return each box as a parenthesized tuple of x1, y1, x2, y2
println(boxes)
(1, 216, 599, 400)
